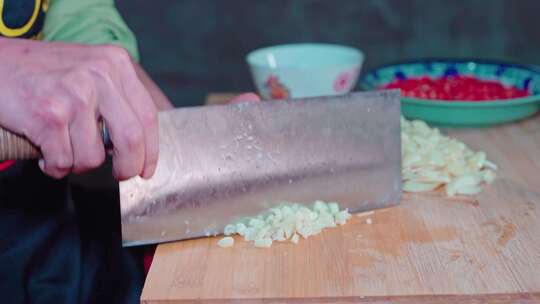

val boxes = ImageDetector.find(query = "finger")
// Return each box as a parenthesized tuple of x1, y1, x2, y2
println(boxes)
(69, 102, 105, 174)
(95, 78, 145, 181)
(227, 93, 261, 105)
(37, 122, 74, 179)
(25, 98, 74, 179)
(118, 61, 159, 179)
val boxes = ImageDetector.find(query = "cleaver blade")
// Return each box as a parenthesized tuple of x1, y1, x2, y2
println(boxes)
(120, 90, 402, 246)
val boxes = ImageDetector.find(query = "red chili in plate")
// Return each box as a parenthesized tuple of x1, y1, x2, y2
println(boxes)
(381, 75, 530, 101)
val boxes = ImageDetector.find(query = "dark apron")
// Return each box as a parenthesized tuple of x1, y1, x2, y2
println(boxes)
(0, 160, 145, 304)
(1, 2, 145, 302)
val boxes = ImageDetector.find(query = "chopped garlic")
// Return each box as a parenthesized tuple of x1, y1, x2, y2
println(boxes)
(254, 238, 273, 248)
(403, 181, 442, 193)
(217, 237, 234, 248)
(235, 223, 247, 236)
(401, 117, 496, 196)
(456, 185, 482, 195)
(243, 227, 257, 241)
(335, 209, 352, 225)
(224, 224, 236, 236)
(249, 218, 265, 228)
(314, 200, 329, 213)
(291, 234, 300, 244)
(218, 201, 352, 248)
(272, 228, 286, 241)
(328, 202, 340, 214)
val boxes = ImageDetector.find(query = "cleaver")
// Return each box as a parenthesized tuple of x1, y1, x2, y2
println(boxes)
(0, 90, 402, 246)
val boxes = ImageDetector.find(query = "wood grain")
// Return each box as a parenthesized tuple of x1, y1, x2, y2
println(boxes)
(0, 120, 108, 161)
(0, 126, 40, 161)
(141, 293, 540, 304)
(141, 94, 540, 303)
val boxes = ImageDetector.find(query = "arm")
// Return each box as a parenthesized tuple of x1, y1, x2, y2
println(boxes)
(133, 61, 174, 111)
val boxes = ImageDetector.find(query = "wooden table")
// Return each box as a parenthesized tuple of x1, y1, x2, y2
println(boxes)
(141, 94, 540, 303)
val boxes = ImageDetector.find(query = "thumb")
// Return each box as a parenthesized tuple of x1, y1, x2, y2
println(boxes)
(227, 93, 261, 105)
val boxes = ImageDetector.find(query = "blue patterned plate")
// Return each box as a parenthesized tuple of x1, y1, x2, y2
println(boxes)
(360, 59, 540, 127)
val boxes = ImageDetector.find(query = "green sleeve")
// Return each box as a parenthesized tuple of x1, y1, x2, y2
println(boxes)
(42, 0, 140, 62)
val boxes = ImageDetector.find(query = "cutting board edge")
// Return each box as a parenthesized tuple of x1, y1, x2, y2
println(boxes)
(141, 292, 540, 304)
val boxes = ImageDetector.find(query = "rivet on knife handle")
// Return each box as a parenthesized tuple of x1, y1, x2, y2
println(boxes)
(0, 120, 111, 162)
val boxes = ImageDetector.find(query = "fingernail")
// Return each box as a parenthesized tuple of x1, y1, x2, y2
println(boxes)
(142, 163, 156, 179)
(228, 93, 261, 104)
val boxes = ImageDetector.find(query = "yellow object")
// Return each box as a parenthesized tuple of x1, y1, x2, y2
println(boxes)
(0, 0, 46, 38)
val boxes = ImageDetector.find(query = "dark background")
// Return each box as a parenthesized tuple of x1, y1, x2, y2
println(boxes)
(116, 0, 540, 107)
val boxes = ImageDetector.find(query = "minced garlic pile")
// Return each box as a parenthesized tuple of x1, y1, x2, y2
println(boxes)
(217, 201, 351, 248)
(401, 117, 497, 196)
(216, 117, 498, 248)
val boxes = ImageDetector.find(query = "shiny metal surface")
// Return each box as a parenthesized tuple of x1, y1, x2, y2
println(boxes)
(120, 91, 402, 246)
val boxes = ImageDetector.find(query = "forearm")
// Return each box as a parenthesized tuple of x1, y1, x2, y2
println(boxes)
(133, 62, 174, 111)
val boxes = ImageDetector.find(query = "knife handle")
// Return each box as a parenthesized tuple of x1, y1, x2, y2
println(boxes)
(0, 120, 111, 162)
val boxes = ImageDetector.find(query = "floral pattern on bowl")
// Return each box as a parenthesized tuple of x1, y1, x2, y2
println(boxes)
(264, 74, 290, 100)
(333, 70, 356, 93)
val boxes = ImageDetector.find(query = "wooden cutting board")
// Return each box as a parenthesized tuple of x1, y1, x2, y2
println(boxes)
(141, 94, 540, 303)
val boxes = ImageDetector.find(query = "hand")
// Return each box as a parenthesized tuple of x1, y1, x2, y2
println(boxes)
(0, 38, 158, 180)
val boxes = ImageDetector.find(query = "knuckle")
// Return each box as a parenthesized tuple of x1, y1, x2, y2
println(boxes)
(122, 127, 144, 152)
(61, 69, 96, 102)
(72, 55, 112, 82)
(33, 99, 70, 130)
(63, 92, 93, 114)
(73, 98, 93, 114)
(99, 44, 132, 64)
(84, 59, 112, 79)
